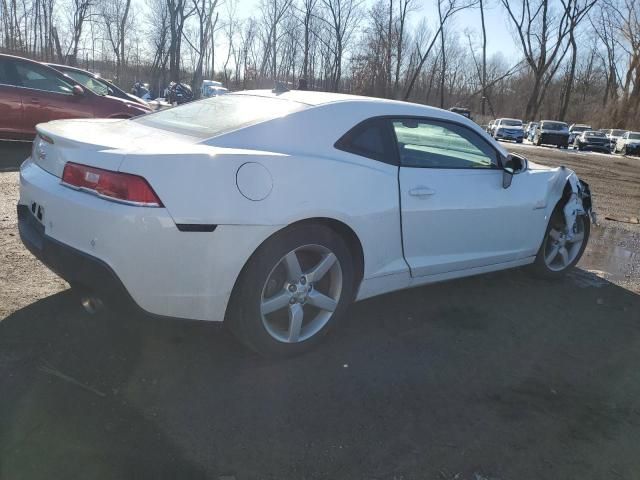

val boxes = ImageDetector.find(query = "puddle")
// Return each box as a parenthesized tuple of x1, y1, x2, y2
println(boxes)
(578, 225, 639, 285)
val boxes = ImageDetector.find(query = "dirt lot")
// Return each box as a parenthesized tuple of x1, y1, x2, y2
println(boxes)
(1, 141, 640, 480)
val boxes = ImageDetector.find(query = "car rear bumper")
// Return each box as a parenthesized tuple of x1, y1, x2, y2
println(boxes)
(624, 144, 640, 155)
(540, 133, 568, 146)
(18, 158, 281, 321)
(18, 203, 137, 310)
(495, 132, 523, 141)
(577, 142, 609, 152)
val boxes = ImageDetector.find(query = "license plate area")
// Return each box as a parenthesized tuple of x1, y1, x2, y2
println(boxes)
(30, 201, 45, 224)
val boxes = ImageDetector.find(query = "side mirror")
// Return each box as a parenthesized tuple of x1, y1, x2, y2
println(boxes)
(72, 85, 85, 96)
(502, 154, 527, 189)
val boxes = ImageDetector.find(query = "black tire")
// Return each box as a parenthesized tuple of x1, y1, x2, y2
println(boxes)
(622, 145, 627, 156)
(226, 223, 355, 357)
(530, 207, 590, 279)
(535, 136, 542, 146)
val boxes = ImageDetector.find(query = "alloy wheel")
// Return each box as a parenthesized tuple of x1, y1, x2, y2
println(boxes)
(543, 216, 586, 272)
(260, 244, 343, 343)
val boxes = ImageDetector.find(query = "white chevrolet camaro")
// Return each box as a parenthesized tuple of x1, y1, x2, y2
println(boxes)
(18, 90, 594, 356)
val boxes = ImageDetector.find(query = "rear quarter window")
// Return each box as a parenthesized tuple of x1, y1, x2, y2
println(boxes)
(334, 118, 396, 164)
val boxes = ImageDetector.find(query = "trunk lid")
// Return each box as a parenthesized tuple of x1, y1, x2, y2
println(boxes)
(33, 118, 201, 177)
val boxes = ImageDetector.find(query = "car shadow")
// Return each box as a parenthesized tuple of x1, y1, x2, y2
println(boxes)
(1, 268, 640, 479)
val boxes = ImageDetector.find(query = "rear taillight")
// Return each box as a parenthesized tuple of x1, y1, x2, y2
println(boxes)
(61, 162, 163, 207)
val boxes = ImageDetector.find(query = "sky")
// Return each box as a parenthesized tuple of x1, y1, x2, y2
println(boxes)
(230, 0, 520, 59)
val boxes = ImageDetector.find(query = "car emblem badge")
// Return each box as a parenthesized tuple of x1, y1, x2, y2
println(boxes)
(37, 144, 46, 161)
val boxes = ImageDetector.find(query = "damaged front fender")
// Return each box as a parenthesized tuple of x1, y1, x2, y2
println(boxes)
(546, 166, 596, 240)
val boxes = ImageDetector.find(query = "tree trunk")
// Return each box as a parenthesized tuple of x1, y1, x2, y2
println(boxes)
(480, 0, 486, 115)
(558, 34, 577, 121)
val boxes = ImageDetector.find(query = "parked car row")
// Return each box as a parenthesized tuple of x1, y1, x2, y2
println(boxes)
(0, 53, 151, 141)
(496, 117, 640, 156)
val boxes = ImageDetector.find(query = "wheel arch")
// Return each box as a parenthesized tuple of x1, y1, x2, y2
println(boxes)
(270, 217, 365, 294)
(227, 216, 366, 320)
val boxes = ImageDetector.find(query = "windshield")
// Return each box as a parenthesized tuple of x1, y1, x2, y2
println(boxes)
(542, 122, 567, 131)
(63, 70, 109, 96)
(572, 126, 590, 132)
(501, 119, 522, 127)
(586, 131, 605, 137)
(611, 129, 626, 136)
(629, 132, 640, 140)
(134, 94, 308, 138)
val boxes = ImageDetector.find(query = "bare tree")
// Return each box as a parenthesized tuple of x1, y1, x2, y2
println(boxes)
(64, 0, 94, 64)
(556, 0, 598, 120)
(319, 0, 361, 91)
(403, 0, 475, 100)
(500, 0, 594, 120)
(167, 0, 194, 81)
(189, 0, 218, 95)
(100, 0, 132, 80)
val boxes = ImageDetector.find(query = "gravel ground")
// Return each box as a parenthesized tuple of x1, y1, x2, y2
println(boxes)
(1, 141, 640, 480)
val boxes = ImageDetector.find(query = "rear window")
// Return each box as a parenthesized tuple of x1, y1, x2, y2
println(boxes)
(611, 129, 626, 136)
(586, 131, 605, 137)
(134, 94, 307, 139)
(501, 119, 522, 126)
(629, 133, 640, 140)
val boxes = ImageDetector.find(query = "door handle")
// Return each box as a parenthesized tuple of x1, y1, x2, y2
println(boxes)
(409, 187, 435, 197)
(30, 98, 40, 104)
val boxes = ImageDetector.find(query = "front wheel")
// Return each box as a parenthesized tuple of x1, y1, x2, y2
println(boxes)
(227, 224, 355, 357)
(531, 210, 590, 278)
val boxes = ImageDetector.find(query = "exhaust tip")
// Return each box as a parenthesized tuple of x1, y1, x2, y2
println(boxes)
(81, 296, 104, 314)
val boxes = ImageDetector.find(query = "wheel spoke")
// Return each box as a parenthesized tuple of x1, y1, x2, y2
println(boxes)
(545, 244, 560, 264)
(287, 303, 304, 342)
(559, 247, 569, 266)
(261, 290, 291, 315)
(307, 290, 337, 312)
(283, 251, 303, 282)
(569, 231, 584, 243)
(548, 229, 563, 241)
(306, 253, 337, 283)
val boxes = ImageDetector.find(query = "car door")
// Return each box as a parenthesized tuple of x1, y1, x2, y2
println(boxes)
(393, 117, 548, 277)
(0, 57, 27, 140)
(14, 60, 94, 135)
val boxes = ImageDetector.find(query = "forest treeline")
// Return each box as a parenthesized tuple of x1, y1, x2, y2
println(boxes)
(2, 0, 639, 128)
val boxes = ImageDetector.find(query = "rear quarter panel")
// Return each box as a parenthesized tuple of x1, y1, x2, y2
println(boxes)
(118, 148, 406, 281)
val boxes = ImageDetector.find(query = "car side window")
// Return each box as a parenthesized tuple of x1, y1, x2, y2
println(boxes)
(65, 70, 109, 96)
(0, 59, 19, 86)
(14, 62, 74, 94)
(392, 119, 498, 169)
(335, 118, 396, 164)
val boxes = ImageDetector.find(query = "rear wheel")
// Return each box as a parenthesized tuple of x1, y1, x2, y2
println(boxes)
(531, 208, 590, 278)
(227, 224, 355, 357)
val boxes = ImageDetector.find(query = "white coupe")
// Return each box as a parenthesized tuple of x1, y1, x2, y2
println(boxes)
(18, 90, 594, 356)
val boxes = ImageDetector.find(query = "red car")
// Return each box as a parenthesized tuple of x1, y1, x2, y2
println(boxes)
(0, 54, 150, 141)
